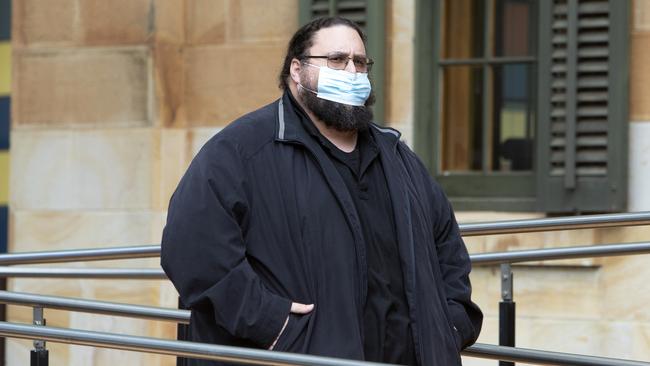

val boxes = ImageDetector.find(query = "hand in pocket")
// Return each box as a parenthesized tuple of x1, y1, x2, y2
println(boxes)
(268, 302, 314, 350)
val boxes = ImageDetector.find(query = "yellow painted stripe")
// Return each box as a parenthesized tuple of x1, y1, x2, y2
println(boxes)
(0, 151, 8, 205)
(0, 42, 10, 96)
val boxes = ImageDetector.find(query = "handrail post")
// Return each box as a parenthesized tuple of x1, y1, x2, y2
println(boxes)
(177, 297, 188, 366)
(499, 264, 515, 366)
(30, 306, 48, 366)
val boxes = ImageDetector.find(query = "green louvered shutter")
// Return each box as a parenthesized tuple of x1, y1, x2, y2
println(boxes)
(298, 0, 386, 125)
(537, 0, 629, 213)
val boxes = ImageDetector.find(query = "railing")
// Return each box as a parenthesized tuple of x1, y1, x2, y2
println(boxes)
(1, 211, 650, 365)
(471, 241, 650, 266)
(1, 241, 649, 279)
(0, 291, 189, 323)
(0, 267, 166, 279)
(0, 245, 160, 265)
(0, 321, 648, 366)
(1, 289, 650, 365)
(0, 321, 391, 366)
(0, 211, 646, 266)
(458, 211, 650, 236)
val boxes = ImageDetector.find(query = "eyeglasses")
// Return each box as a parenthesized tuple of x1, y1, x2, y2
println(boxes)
(302, 52, 374, 73)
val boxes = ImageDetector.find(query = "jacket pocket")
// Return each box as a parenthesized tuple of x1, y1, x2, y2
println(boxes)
(273, 312, 313, 352)
(450, 322, 463, 351)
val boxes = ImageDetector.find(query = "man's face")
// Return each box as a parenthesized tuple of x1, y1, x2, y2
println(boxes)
(296, 25, 374, 132)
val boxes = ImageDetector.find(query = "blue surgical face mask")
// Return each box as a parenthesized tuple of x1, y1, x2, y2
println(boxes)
(299, 63, 371, 106)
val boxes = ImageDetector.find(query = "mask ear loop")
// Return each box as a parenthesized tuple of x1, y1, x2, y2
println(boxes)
(297, 83, 317, 95)
(296, 61, 319, 95)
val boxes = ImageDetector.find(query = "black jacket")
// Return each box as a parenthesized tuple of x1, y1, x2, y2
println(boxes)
(161, 92, 483, 366)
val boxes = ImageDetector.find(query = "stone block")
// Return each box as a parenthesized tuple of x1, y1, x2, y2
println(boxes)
(13, 48, 150, 126)
(388, 0, 415, 42)
(507, 319, 650, 362)
(85, 276, 164, 305)
(468, 267, 499, 316)
(596, 225, 650, 247)
(471, 265, 601, 321)
(190, 127, 222, 157)
(151, 211, 168, 245)
(7, 292, 73, 325)
(600, 321, 636, 360)
(630, 33, 650, 121)
(183, 44, 285, 126)
(10, 129, 75, 209)
(512, 266, 601, 320)
(154, 43, 185, 127)
(386, 39, 413, 127)
(228, 0, 297, 42)
(7, 338, 74, 366)
(515, 318, 603, 357)
(11, 210, 158, 251)
(79, 0, 152, 45)
(601, 255, 650, 322)
(152, 129, 192, 210)
(14, 0, 153, 46)
(11, 129, 154, 210)
(628, 123, 650, 211)
(634, 0, 650, 32)
(12, 0, 77, 46)
(186, 0, 228, 45)
(66, 313, 156, 364)
(153, 0, 185, 44)
(637, 323, 650, 361)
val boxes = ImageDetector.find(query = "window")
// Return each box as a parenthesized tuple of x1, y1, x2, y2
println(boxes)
(415, 0, 629, 213)
(298, 0, 386, 124)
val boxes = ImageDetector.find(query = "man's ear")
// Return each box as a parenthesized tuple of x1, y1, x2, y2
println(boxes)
(289, 58, 302, 85)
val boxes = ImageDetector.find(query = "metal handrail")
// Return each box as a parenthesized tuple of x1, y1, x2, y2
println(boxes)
(464, 343, 650, 366)
(0, 212, 648, 266)
(0, 321, 647, 366)
(459, 211, 650, 236)
(470, 241, 650, 266)
(0, 291, 189, 323)
(1, 241, 650, 278)
(0, 245, 160, 265)
(0, 267, 166, 279)
(1, 290, 649, 365)
(0, 321, 392, 366)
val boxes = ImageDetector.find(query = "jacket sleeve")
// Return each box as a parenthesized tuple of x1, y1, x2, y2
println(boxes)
(431, 183, 483, 349)
(160, 137, 290, 348)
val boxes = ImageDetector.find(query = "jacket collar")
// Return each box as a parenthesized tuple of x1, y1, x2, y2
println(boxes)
(275, 91, 401, 150)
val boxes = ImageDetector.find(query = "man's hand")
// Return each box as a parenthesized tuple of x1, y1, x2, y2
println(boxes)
(268, 302, 314, 350)
(290, 302, 314, 314)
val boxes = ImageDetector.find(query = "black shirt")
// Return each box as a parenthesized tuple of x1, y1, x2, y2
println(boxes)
(295, 110, 416, 364)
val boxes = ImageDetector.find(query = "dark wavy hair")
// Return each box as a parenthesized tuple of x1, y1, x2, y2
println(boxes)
(278, 17, 367, 90)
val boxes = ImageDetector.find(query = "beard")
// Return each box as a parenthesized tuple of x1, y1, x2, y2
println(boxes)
(298, 77, 375, 132)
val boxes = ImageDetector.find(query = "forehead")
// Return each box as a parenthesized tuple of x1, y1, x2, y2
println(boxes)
(310, 25, 366, 55)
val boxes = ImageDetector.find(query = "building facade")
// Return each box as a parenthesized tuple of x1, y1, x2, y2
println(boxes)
(6, 0, 650, 364)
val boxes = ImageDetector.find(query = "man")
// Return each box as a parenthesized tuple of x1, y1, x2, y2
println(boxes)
(162, 16, 482, 366)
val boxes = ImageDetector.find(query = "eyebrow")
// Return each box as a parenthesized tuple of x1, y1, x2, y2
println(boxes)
(327, 51, 368, 58)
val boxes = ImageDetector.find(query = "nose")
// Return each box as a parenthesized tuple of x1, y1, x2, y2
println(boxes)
(344, 57, 357, 73)
(345, 49, 357, 73)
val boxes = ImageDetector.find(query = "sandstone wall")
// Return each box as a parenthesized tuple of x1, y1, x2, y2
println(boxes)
(9, 1, 296, 364)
